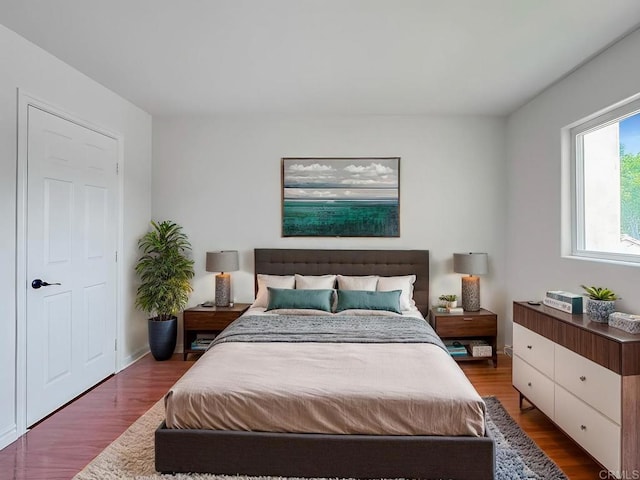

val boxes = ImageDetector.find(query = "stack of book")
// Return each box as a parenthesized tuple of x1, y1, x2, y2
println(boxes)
(445, 341, 468, 357)
(191, 336, 216, 350)
(542, 291, 583, 314)
(434, 306, 464, 314)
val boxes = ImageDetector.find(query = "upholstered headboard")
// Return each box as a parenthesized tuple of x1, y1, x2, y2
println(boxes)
(254, 249, 430, 316)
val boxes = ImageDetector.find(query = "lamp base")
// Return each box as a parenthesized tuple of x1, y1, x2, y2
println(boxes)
(215, 274, 231, 307)
(461, 275, 481, 312)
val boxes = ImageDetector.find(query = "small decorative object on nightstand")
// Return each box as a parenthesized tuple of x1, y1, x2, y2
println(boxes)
(438, 294, 458, 309)
(182, 303, 250, 360)
(430, 307, 497, 367)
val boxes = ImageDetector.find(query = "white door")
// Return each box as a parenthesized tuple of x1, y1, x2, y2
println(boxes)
(26, 106, 118, 426)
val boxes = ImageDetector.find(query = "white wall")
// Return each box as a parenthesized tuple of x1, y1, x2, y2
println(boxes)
(506, 28, 640, 344)
(0, 25, 152, 449)
(153, 115, 508, 348)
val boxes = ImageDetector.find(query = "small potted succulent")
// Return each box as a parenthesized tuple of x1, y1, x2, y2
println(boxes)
(581, 285, 619, 323)
(439, 294, 458, 309)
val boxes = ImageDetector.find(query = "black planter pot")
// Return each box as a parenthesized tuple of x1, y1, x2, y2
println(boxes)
(148, 317, 177, 361)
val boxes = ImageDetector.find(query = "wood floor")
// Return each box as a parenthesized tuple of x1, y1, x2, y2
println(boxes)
(0, 353, 602, 480)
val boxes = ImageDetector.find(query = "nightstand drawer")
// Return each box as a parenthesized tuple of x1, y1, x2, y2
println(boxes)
(184, 313, 236, 330)
(435, 316, 497, 337)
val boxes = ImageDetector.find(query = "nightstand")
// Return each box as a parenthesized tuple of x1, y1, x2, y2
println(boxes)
(430, 308, 498, 367)
(182, 303, 250, 360)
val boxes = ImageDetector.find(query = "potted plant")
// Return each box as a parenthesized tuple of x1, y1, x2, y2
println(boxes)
(581, 285, 619, 323)
(439, 294, 458, 309)
(135, 220, 195, 360)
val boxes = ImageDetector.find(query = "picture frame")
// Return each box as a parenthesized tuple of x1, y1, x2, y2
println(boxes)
(281, 157, 400, 237)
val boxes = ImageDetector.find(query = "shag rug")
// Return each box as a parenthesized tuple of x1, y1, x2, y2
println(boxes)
(73, 396, 566, 480)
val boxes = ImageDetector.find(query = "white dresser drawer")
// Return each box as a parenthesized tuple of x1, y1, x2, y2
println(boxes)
(513, 355, 555, 419)
(555, 385, 621, 474)
(555, 344, 621, 424)
(513, 323, 554, 378)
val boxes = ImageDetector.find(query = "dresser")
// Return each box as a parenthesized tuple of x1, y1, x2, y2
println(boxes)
(512, 301, 640, 477)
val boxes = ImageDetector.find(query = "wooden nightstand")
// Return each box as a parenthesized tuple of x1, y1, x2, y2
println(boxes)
(182, 303, 250, 360)
(430, 308, 498, 367)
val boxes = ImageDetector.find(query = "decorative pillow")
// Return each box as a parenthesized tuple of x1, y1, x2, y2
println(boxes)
(266, 288, 334, 312)
(336, 275, 379, 291)
(251, 274, 295, 308)
(335, 289, 402, 314)
(335, 309, 401, 317)
(266, 308, 333, 316)
(377, 275, 417, 311)
(295, 274, 337, 290)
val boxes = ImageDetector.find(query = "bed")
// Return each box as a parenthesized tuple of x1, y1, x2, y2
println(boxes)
(155, 249, 495, 479)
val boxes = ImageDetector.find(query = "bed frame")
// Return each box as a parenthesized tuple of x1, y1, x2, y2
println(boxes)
(156, 248, 495, 479)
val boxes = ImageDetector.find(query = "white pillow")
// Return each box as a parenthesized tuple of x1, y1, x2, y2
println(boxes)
(377, 275, 417, 311)
(336, 275, 379, 291)
(251, 274, 295, 308)
(295, 274, 337, 289)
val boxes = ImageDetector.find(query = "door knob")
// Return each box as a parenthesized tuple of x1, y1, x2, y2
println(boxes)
(31, 279, 61, 289)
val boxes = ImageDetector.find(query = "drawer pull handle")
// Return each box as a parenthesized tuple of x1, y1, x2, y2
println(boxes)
(579, 376, 586, 382)
(463, 317, 473, 321)
(580, 425, 587, 431)
(527, 345, 532, 349)
(527, 382, 532, 387)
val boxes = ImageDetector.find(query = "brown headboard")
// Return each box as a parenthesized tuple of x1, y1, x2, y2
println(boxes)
(254, 249, 429, 316)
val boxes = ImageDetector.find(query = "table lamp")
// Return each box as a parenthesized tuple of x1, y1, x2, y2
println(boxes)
(453, 252, 488, 312)
(206, 250, 239, 307)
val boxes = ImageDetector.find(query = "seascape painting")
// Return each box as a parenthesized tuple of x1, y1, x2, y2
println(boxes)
(282, 157, 400, 237)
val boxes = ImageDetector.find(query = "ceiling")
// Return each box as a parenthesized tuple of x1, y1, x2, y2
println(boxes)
(2, 0, 640, 117)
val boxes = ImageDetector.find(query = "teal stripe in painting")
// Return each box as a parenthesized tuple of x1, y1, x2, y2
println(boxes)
(282, 200, 399, 237)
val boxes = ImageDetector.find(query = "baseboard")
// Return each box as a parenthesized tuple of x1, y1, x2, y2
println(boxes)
(117, 346, 150, 373)
(0, 424, 17, 451)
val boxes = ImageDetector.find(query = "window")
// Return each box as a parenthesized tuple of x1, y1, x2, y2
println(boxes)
(569, 96, 640, 264)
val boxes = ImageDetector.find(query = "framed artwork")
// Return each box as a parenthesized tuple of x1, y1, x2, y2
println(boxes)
(282, 157, 400, 237)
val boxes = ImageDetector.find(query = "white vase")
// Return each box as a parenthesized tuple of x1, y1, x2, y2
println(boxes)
(447, 300, 458, 309)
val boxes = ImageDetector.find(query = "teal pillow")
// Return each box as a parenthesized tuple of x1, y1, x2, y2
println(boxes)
(266, 287, 333, 312)
(336, 289, 402, 314)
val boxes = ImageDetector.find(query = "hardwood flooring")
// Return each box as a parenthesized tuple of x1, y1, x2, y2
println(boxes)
(0, 353, 603, 479)
(0, 355, 192, 480)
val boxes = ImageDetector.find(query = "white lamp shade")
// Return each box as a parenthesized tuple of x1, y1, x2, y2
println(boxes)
(453, 253, 488, 275)
(206, 251, 239, 273)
